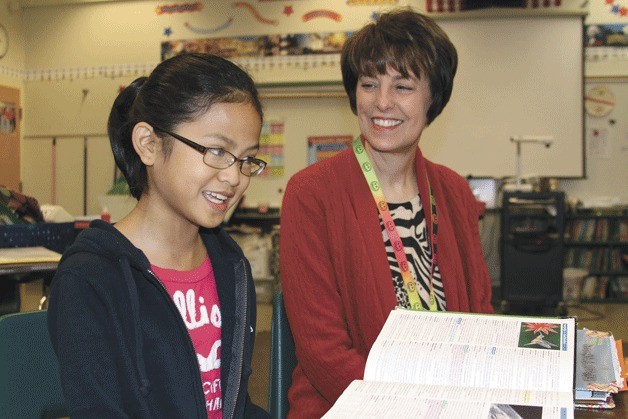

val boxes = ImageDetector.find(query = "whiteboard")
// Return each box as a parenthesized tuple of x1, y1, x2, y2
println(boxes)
(422, 16, 585, 178)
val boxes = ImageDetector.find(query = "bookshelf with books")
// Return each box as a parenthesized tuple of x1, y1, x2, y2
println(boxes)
(564, 207, 628, 302)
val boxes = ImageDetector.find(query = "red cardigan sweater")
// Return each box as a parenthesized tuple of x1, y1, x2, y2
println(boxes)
(279, 147, 493, 418)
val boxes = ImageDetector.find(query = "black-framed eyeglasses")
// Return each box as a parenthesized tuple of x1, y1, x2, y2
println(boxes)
(153, 127, 267, 177)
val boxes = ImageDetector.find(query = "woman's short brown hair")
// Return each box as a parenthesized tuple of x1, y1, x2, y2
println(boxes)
(341, 8, 457, 125)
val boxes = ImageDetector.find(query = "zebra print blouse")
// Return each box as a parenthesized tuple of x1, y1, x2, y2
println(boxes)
(379, 195, 446, 310)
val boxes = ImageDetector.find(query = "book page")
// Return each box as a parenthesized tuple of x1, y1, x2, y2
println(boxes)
(364, 310, 576, 393)
(323, 380, 574, 419)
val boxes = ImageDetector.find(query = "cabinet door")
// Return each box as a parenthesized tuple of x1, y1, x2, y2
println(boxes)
(0, 85, 20, 191)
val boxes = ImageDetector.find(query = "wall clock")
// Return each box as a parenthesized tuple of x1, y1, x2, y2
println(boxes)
(584, 85, 615, 117)
(0, 23, 8, 59)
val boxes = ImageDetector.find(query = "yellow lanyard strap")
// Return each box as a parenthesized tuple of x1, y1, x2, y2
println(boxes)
(352, 136, 438, 311)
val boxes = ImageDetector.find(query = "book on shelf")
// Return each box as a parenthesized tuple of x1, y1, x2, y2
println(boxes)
(583, 219, 597, 242)
(323, 309, 576, 419)
(580, 276, 597, 300)
(609, 277, 628, 299)
(616, 218, 627, 241)
(575, 329, 625, 409)
(566, 217, 628, 243)
(611, 248, 622, 270)
(564, 246, 622, 274)
(594, 218, 608, 241)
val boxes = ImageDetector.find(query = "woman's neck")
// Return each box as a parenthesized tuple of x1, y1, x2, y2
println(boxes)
(365, 144, 419, 203)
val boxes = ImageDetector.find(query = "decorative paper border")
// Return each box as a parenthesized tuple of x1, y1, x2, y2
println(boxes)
(3, 63, 160, 82)
(0, 51, 344, 83)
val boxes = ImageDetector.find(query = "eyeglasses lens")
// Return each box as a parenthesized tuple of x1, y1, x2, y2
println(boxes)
(202, 152, 265, 177)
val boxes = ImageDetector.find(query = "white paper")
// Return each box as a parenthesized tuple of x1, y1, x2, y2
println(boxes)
(324, 380, 574, 419)
(587, 128, 610, 159)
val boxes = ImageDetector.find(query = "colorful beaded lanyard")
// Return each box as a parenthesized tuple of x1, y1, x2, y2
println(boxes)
(352, 136, 439, 311)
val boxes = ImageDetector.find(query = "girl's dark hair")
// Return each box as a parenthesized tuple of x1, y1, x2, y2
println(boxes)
(107, 53, 263, 199)
(341, 8, 457, 125)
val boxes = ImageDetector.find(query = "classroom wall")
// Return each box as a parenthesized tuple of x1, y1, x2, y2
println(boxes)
(560, 79, 628, 207)
(17, 0, 404, 215)
(560, 1, 628, 206)
(3, 0, 627, 216)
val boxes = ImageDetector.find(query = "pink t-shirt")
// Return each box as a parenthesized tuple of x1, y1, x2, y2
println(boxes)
(152, 256, 223, 418)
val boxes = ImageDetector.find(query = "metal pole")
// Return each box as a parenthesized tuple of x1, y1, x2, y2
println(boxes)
(83, 136, 88, 215)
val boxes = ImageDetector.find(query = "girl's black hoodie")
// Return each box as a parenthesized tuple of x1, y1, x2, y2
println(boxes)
(47, 220, 268, 418)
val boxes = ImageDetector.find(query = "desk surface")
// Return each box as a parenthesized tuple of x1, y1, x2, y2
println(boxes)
(576, 390, 627, 418)
(0, 247, 60, 278)
(0, 262, 58, 276)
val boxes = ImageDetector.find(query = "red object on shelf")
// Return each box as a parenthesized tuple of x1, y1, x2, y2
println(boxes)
(100, 208, 111, 223)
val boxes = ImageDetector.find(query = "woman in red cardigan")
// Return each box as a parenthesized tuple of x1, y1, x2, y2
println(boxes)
(279, 8, 494, 418)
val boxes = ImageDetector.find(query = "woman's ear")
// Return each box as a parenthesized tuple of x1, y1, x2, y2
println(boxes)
(132, 122, 160, 166)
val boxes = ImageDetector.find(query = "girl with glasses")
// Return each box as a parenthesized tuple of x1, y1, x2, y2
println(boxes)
(47, 53, 269, 418)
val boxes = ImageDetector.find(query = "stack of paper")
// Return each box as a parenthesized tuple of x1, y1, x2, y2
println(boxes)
(0, 246, 62, 265)
(574, 328, 625, 409)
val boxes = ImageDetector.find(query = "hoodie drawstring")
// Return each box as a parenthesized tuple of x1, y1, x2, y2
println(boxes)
(119, 256, 152, 397)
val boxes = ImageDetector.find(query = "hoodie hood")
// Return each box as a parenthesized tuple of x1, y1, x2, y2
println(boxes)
(62, 219, 150, 271)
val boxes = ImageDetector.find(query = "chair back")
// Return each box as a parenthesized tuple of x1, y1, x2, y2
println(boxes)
(268, 291, 296, 419)
(0, 310, 68, 418)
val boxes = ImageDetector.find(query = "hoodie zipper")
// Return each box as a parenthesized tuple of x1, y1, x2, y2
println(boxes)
(147, 268, 206, 418)
(227, 258, 248, 419)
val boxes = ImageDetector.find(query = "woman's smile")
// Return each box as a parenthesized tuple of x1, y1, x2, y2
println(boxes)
(372, 118, 403, 129)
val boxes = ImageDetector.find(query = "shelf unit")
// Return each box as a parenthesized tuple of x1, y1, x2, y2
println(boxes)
(563, 207, 628, 302)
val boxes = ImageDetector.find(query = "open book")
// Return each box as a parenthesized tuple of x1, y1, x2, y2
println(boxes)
(323, 309, 576, 419)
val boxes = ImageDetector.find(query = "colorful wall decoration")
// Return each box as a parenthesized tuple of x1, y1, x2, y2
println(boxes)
(307, 135, 353, 165)
(585, 23, 628, 70)
(425, 0, 564, 13)
(601, 0, 627, 17)
(258, 120, 285, 178)
(160, 30, 350, 84)
(0, 102, 17, 134)
(155, 2, 203, 15)
(161, 31, 348, 61)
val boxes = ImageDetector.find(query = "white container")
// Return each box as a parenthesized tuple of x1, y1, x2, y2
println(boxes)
(562, 267, 588, 302)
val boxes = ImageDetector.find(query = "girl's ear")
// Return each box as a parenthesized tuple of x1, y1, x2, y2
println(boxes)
(132, 122, 160, 166)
